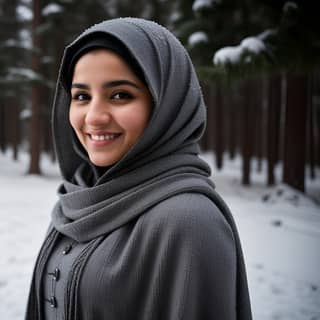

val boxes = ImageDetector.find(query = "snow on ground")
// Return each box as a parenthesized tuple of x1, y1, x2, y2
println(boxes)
(1, 151, 320, 320)
(201, 153, 320, 320)
(0, 152, 59, 319)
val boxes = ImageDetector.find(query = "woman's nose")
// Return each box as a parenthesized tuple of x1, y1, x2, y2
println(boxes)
(85, 99, 112, 126)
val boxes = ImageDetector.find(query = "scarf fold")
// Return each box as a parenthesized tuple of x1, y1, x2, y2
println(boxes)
(53, 151, 213, 242)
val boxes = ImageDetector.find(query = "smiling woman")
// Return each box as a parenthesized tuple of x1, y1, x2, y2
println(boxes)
(25, 18, 252, 320)
(69, 49, 152, 167)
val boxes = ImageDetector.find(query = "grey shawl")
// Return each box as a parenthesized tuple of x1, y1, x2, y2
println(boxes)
(25, 18, 252, 320)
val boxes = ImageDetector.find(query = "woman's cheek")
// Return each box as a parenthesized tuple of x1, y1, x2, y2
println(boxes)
(69, 106, 82, 131)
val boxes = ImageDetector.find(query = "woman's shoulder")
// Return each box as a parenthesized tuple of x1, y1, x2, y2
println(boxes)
(138, 192, 235, 245)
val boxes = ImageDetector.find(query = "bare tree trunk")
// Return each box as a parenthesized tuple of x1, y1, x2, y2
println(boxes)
(241, 79, 253, 186)
(200, 83, 211, 151)
(254, 79, 263, 173)
(283, 73, 308, 192)
(226, 88, 236, 159)
(315, 77, 320, 168)
(206, 85, 215, 154)
(28, 0, 42, 174)
(0, 104, 6, 153)
(307, 74, 315, 179)
(11, 98, 20, 160)
(267, 74, 281, 186)
(214, 84, 224, 170)
(230, 87, 241, 160)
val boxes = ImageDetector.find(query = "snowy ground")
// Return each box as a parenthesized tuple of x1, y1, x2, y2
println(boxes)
(0, 151, 320, 320)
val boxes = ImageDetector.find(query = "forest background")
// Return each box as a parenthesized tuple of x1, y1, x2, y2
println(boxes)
(0, 0, 319, 195)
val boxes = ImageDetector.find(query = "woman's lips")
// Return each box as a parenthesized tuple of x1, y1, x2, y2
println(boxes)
(86, 132, 122, 146)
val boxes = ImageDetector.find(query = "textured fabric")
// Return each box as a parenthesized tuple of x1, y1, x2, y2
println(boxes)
(66, 34, 146, 89)
(25, 17, 252, 320)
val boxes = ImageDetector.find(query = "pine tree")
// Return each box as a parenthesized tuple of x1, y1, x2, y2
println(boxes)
(181, 0, 320, 191)
(0, 0, 27, 158)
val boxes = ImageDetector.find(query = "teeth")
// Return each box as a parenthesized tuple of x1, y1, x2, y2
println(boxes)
(91, 134, 119, 141)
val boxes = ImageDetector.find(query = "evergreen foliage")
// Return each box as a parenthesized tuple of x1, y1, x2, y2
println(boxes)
(178, 0, 320, 80)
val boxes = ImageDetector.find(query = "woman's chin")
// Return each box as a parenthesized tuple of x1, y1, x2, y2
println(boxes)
(88, 154, 119, 167)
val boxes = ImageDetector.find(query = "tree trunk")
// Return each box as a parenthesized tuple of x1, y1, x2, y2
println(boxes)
(214, 84, 224, 170)
(267, 74, 281, 186)
(206, 85, 215, 154)
(0, 104, 6, 153)
(200, 83, 210, 151)
(235, 87, 243, 162)
(254, 79, 263, 173)
(28, 0, 42, 174)
(315, 85, 320, 168)
(283, 73, 308, 192)
(242, 80, 253, 186)
(227, 88, 236, 159)
(307, 74, 315, 179)
(11, 98, 20, 160)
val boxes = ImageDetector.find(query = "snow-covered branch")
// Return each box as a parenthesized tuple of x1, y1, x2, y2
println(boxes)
(213, 36, 267, 66)
(5, 67, 42, 82)
(188, 31, 208, 47)
(192, 0, 220, 12)
(42, 3, 63, 16)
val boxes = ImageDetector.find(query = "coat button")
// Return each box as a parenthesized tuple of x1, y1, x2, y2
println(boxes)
(50, 296, 57, 308)
(62, 244, 72, 254)
(46, 296, 57, 308)
(48, 268, 60, 281)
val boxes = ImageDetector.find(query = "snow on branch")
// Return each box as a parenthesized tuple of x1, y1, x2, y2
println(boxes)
(20, 108, 32, 120)
(283, 1, 298, 13)
(213, 46, 243, 65)
(258, 29, 277, 41)
(42, 3, 63, 16)
(192, 0, 220, 12)
(19, 29, 32, 50)
(188, 31, 208, 47)
(241, 37, 266, 54)
(6, 67, 42, 82)
(2, 39, 32, 50)
(16, 4, 33, 21)
(213, 36, 266, 66)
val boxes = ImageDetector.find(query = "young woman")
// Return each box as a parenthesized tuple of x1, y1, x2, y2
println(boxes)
(25, 18, 252, 320)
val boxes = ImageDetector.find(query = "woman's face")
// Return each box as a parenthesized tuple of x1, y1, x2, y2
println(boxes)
(69, 49, 152, 167)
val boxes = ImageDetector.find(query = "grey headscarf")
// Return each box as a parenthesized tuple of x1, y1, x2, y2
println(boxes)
(51, 18, 213, 242)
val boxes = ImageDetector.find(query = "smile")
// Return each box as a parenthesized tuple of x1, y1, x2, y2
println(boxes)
(89, 133, 121, 141)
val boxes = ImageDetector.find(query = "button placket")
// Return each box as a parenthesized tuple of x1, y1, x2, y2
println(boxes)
(44, 240, 79, 316)
(44, 265, 60, 311)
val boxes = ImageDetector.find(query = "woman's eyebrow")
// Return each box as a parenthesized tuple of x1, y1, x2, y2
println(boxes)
(71, 83, 89, 90)
(103, 80, 140, 89)
(71, 80, 140, 90)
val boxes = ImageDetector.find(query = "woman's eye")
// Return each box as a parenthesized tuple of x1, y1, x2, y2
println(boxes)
(111, 91, 133, 100)
(72, 93, 90, 101)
